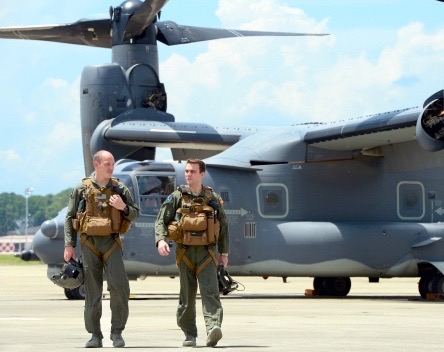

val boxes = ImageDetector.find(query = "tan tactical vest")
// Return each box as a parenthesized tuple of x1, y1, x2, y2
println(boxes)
(72, 177, 131, 235)
(167, 185, 220, 245)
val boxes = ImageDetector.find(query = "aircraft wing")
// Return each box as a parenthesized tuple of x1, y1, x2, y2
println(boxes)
(105, 120, 246, 149)
(94, 109, 262, 160)
(304, 106, 420, 151)
(105, 106, 421, 154)
(203, 106, 422, 168)
(99, 106, 422, 165)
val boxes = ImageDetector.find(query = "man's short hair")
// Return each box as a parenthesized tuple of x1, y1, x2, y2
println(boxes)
(186, 159, 206, 173)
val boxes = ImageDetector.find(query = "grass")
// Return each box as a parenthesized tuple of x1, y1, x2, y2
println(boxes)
(0, 254, 43, 265)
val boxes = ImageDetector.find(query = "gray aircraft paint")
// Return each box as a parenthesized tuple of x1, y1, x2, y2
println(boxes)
(3, 1, 444, 299)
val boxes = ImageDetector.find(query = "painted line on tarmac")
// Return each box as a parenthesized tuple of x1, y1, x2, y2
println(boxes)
(0, 317, 43, 321)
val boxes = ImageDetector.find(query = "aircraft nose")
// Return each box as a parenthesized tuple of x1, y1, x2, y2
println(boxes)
(40, 219, 61, 239)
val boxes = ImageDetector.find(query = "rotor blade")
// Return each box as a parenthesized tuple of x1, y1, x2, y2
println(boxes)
(123, 0, 169, 41)
(0, 19, 112, 48)
(156, 21, 328, 46)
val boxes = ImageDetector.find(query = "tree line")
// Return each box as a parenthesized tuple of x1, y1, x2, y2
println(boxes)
(0, 189, 72, 235)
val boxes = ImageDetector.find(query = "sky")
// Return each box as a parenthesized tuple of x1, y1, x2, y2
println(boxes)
(1, 0, 444, 196)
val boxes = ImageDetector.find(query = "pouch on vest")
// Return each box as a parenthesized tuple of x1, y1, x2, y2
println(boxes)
(72, 211, 86, 232)
(110, 206, 132, 234)
(180, 212, 208, 245)
(119, 218, 132, 234)
(72, 219, 79, 231)
(167, 220, 182, 242)
(182, 231, 209, 246)
(83, 216, 113, 236)
(180, 213, 208, 231)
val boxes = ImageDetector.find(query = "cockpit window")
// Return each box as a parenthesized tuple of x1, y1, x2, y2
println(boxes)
(136, 175, 175, 215)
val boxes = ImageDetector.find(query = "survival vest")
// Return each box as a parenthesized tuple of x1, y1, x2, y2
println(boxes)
(72, 177, 131, 236)
(167, 185, 220, 246)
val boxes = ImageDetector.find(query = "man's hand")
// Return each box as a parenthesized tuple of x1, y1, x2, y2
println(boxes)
(218, 254, 228, 267)
(109, 194, 126, 211)
(157, 239, 170, 256)
(64, 245, 77, 262)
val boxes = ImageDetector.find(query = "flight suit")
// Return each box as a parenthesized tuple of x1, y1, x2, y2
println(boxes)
(155, 186, 229, 338)
(65, 176, 139, 339)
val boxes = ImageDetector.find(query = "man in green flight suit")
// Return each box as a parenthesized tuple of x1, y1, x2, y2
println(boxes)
(155, 159, 229, 347)
(64, 150, 139, 348)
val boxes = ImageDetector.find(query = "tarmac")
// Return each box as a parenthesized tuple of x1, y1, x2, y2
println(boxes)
(1, 264, 443, 351)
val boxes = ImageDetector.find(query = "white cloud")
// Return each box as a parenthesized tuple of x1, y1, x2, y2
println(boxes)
(162, 0, 332, 125)
(217, 0, 327, 33)
(0, 72, 83, 194)
(0, 149, 20, 163)
(3, 0, 444, 195)
(203, 3, 444, 124)
(309, 21, 444, 121)
(0, 1, 15, 21)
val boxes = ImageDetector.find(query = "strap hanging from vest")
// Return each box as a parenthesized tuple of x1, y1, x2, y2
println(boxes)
(176, 246, 217, 275)
(80, 234, 123, 263)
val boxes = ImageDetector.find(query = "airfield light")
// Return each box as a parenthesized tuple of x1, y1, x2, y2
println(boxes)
(24, 187, 34, 250)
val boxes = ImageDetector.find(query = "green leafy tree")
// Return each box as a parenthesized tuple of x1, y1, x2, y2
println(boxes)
(0, 193, 23, 234)
(0, 189, 71, 235)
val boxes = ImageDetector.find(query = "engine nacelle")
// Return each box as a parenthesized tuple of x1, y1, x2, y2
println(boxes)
(417, 91, 444, 151)
(80, 62, 168, 175)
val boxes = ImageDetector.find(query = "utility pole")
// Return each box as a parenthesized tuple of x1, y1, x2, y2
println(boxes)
(24, 187, 33, 250)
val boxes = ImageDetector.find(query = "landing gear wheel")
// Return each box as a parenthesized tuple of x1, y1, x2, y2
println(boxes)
(313, 277, 332, 295)
(434, 274, 444, 295)
(64, 284, 86, 300)
(418, 275, 435, 299)
(330, 277, 351, 296)
(313, 277, 351, 296)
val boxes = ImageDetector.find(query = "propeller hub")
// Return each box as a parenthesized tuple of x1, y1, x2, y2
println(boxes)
(120, 0, 143, 15)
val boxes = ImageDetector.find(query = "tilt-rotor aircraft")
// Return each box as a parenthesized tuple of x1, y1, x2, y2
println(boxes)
(3, 0, 444, 300)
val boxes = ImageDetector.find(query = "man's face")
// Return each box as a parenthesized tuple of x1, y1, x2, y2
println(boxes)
(94, 153, 115, 179)
(185, 162, 204, 188)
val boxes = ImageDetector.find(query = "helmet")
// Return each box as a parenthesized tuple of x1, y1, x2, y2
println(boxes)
(217, 265, 238, 295)
(51, 259, 84, 290)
